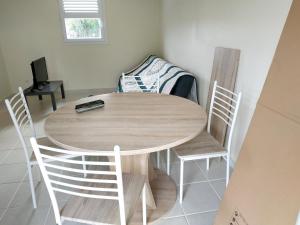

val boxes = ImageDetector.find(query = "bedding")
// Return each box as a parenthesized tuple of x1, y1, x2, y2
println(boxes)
(117, 55, 199, 103)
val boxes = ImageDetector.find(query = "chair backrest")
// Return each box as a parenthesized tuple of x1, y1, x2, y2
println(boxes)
(207, 81, 242, 153)
(5, 87, 36, 163)
(122, 72, 160, 93)
(30, 137, 126, 225)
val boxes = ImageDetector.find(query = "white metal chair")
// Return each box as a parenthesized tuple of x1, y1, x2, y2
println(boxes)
(30, 137, 147, 225)
(5, 87, 87, 209)
(173, 81, 242, 204)
(122, 72, 164, 170)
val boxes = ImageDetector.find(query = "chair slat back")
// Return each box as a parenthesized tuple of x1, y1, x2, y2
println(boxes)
(5, 87, 36, 162)
(122, 73, 160, 93)
(207, 81, 242, 153)
(30, 138, 126, 225)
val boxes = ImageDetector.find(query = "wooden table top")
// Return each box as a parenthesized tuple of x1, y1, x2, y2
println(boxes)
(44, 93, 207, 155)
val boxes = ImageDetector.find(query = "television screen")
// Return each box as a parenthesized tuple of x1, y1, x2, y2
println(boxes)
(31, 57, 48, 83)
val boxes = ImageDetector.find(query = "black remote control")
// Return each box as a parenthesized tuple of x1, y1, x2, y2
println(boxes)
(75, 100, 105, 113)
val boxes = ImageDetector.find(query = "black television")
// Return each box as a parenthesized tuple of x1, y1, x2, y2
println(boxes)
(31, 57, 49, 89)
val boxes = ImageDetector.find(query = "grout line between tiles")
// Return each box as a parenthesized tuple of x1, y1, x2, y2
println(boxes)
(208, 180, 222, 200)
(207, 177, 226, 182)
(43, 205, 52, 225)
(0, 150, 11, 164)
(178, 180, 211, 187)
(0, 161, 27, 166)
(184, 209, 218, 217)
(194, 160, 210, 180)
(184, 214, 191, 225)
(163, 214, 186, 219)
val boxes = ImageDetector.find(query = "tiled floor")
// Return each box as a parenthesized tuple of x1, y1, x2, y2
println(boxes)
(0, 90, 228, 225)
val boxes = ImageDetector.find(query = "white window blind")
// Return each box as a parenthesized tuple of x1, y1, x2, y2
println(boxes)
(59, 0, 106, 42)
(62, 0, 100, 15)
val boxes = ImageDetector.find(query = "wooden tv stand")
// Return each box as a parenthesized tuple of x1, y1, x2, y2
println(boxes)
(23, 80, 65, 111)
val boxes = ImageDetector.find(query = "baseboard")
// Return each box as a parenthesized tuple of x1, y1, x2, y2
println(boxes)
(65, 87, 115, 95)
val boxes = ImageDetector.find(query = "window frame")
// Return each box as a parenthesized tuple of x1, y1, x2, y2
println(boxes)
(58, 0, 107, 43)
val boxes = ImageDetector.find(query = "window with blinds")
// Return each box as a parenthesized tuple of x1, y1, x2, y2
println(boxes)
(59, 0, 106, 42)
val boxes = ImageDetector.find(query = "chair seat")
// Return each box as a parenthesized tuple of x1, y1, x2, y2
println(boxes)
(61, 173, 146, 225)
(174, 131, 226, 159)
(30, 137, 64, 163)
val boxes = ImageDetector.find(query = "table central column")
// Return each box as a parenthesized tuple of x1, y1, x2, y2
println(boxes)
(121, 154, 157, 209)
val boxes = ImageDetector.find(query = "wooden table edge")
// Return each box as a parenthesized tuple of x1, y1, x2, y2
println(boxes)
(45, 125, 207, 155)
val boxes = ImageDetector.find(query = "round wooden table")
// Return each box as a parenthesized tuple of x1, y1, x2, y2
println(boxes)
(45, 93, 207, 224)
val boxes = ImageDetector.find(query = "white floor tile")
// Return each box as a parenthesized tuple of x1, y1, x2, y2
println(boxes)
(0, 136, 18, 151)
(0, 205, 49, 225)
(0, 183, 20, 209)
(181, 182, 220, 214)
(0, 164, 27, 184)
(9, 181, 50, 208)
(2, 149, 27, 165)
(0, 127, 18, 139)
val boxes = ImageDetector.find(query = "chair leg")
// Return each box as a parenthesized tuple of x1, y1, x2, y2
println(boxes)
(28, 165, 37, 209)
(156, 152, 160, 169)
(82, 156, 87, 178)
(37, 166, 42, 183)
(179, 159, 184, 204)
(206, 158, 210, 170)
(226, 155, 230, 186)
(60, 218, 64, 225)
(142, 185, 147, 225)
(167, 148, 170, 175)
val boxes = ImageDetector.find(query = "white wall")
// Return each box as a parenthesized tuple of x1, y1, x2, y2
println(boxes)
(0, 0, 162, 91)
(0, 44, 11, 100)
(162, 0, 292, 162)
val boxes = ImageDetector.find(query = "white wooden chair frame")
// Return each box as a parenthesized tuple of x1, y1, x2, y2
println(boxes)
(5, 87, 87, 209)
(121, 72, 164, 170)
(174, 81, 242, 203)
(30, 138, 147, 225)
(122, 73, 160, 94)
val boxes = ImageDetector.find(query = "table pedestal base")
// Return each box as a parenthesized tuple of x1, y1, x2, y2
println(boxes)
(129, 169, 177, 224)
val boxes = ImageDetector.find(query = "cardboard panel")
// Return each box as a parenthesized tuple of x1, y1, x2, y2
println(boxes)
(259, 0, 300, 123)
(214, 105, 300, 225)
(214, 1, 300, 225)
